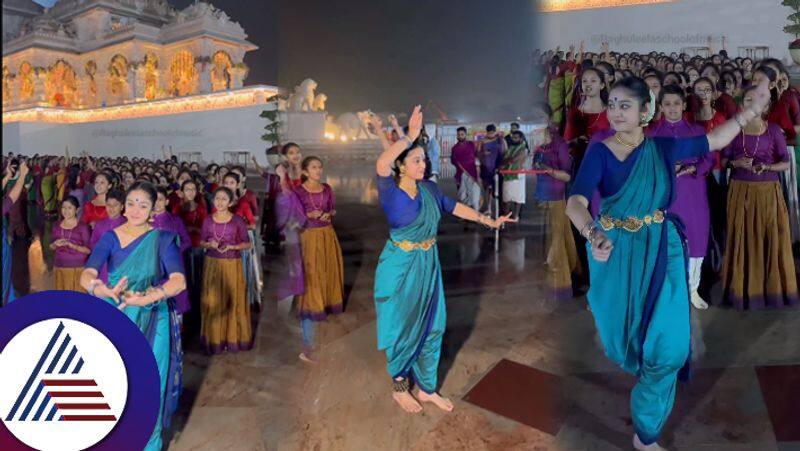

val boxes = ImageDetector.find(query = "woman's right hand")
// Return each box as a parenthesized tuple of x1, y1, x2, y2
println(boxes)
(97, 277, 128, 305)
(590, 231, 613, 262)
(406, 105, 423, 142)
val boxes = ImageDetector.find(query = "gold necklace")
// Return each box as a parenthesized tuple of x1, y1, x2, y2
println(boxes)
(742, 120, 765, 159)
(399, 180, 418, 198)
(614, 132, 643, 149)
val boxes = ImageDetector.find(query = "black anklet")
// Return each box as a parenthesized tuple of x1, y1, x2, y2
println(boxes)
(392, 378, 410, 392)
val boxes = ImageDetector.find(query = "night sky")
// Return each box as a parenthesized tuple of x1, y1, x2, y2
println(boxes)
(35, 0, 538, 121)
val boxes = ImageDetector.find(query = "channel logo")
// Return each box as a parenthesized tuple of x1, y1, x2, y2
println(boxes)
(0, 292, 160, 451)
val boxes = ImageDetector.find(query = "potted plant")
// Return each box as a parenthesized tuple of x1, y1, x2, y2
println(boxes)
(783, 0, 800, 64)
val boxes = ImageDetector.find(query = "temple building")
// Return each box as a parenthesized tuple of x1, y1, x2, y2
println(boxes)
(2, 0, 257, 110)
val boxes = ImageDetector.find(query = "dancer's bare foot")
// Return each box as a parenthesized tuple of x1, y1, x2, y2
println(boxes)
(392, 391, 422, 413)
(298, 352, 316, 364)
(690, 291, 708, 310)
(633, 434, 667, 451)
(417, 390, 454, 412)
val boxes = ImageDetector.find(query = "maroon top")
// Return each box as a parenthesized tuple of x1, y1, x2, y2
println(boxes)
(2, 195, 12, 216)
(722, 123, 789, 183)
(201, 214, 250, 259)
(52, 221, 91, 268)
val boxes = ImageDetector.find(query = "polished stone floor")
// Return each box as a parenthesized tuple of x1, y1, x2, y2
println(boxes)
(12, 160, 800, 450)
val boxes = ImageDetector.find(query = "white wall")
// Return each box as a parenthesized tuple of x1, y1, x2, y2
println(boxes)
(3, 104, 277, 162)
(539, 0, 790, 63)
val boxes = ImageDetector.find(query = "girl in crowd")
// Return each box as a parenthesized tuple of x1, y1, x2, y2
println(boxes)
(294, 156, 345, 362)
(372, 107, 514, 414)
(721, 85, 797, 310)
(81, 182, 186, 451)
(275, 143, 307, 308)
(90, 188, 127, 283)
(535, 108, 580, 300)
(648, 84, 712, 309)
(200, 187, 252, 354)
(230, 166, 264, 307)
(173, 178, 208, 316)
(81, 172, 113, 228)
(152, 186, 192, 314)
(693, 77, 728, 183)
(221, 172, 261, 307)
(753, 64, 799, 143)
(565, 76, 770, 450)
(564, 67, 610, 170)
(3, 160, 29, 305)
(51, 196, 91, 291)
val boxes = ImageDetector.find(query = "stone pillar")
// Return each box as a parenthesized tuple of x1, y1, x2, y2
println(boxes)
(96, 69, 108, 107)
(133, 64, 147, 101)
(228, 65, 247, 89)
(196, 61, 211, 93)
(77, 75, 90, 108)
(33, 69, 47, 105)
(124, 69, 135, 103)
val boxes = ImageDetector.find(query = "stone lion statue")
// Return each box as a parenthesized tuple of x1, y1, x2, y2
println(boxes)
(286, 78, 317, 112)
(312, 93, 327, 112)
(336, 110, 377, 140)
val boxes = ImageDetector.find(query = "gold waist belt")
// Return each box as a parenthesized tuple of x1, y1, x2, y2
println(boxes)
(599, 209, 665, 233)
(391, 238, 436, 252)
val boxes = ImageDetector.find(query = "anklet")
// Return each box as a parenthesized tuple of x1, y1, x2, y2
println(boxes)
(392, 378, 410, 392)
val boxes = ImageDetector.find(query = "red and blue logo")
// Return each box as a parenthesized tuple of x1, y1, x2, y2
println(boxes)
(0, 291, 160, 451)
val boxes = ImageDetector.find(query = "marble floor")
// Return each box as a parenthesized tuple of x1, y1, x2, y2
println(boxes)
(11, 161, 800, 450)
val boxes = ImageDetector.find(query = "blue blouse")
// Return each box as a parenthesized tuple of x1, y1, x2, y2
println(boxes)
(377, 175, 457, 229)
(570, 135, 710, 200)
(86, 229, 184, 276)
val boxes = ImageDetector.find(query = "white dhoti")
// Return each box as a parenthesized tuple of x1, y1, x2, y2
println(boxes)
(458, 174, 482, 211)
(502, 175, 526, 204)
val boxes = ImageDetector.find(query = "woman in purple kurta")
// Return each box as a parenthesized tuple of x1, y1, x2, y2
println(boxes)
(152, 187, 191, 314)
(647, 85, 712, 309)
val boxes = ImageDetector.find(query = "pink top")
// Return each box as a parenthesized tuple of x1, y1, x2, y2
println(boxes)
(52, 221, 91, 268)
(200, 214, 250, 259)
(295, 184, 335, 229)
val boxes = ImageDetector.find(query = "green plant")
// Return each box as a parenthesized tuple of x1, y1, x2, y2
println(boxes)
(260, 95, 284, 144)
(783, 0, 800, 40)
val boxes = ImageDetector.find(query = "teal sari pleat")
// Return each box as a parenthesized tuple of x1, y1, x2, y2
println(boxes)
(104, 230, 182, 451)
(2, 224, 14, 306)
(374, 184, 445, 390)
(586, 139, 691, 446)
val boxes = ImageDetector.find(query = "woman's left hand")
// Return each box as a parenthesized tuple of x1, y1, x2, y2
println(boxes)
(119, 290, 154, 309)
(748, 77, 771, 116)
(487, 212, 517, 229)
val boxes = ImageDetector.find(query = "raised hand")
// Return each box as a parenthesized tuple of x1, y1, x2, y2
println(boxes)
(748, 77, 771, 117)
(370, 113, 384, 132)
(406, 105, 423, 142)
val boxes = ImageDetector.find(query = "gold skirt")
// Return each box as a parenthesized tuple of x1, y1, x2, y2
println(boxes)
(200, 256, 252, 353)
(543, 200, 580, 300)
(721, 180, 798, 310)
(54, 267, 85, 292)
(298, 225, 344, 320)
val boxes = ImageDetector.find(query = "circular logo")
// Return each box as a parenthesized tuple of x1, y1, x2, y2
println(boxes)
(0, 291, 160, 451)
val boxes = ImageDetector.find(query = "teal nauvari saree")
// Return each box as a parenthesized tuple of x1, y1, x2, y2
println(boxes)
(374, 184, 446, 394)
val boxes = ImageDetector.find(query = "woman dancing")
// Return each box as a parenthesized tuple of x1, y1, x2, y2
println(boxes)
(372, 107, 515, 414)
(80, 182, 186, 451)
(565, 77, 770, 450)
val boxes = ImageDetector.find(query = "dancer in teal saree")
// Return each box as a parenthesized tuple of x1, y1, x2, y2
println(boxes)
(372, 107, 515, 413)
(566, 77, 771, 450)
(81, 182, 186, 451)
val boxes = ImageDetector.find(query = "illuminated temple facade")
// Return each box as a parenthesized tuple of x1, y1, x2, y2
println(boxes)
(2, 0, 257, 111)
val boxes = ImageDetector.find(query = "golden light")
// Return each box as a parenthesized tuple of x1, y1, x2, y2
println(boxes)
(2, 85, 280, 124)
(324, 132, 336, 140)
(539, 0, 676, 13)
(339, 135, 348, 143)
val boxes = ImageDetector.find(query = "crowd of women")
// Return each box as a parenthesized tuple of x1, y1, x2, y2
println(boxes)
(1, 142, 347, 449)
(530, 41, 795, 450)
(535, 43, 798, 312)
